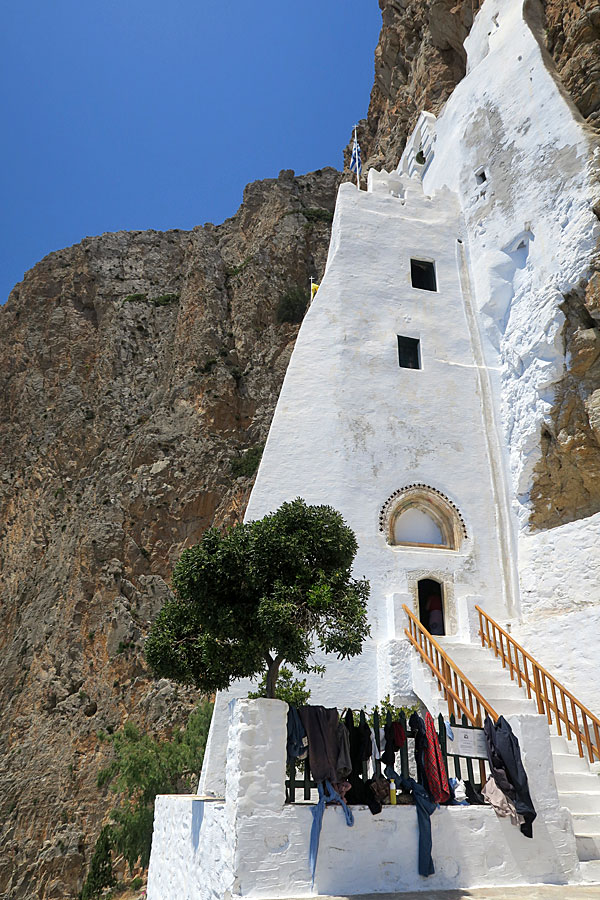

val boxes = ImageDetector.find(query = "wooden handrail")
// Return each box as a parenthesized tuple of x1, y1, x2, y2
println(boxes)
(403, 604, 498, 726)
(476, 605, 600, 763)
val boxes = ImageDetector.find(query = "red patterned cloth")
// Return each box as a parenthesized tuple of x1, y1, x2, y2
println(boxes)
(424, 712, 450, 803)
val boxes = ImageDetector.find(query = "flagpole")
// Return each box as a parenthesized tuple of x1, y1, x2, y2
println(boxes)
(354, 125, 360, 190)
(310, 276, 313, 303)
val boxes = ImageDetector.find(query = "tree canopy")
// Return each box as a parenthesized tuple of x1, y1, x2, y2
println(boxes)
(145, 498, 370, 697)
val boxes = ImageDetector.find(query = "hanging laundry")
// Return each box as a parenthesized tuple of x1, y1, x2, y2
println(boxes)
(369, 726, 381, 770)
(336, 720, 352, 780)
(343, 708, 371, 768)
(343, 709, 382, 815)
(409, 711, 432, 797)
(399, 776, 437, 877)
(286, 705, 308, 763)
(482, 775, 525, 827)
(298, 706, 339, 784)
(423, 711, 450, 804)
(393, 721, 406, 748)
(449, 778, 468, 805)
(308, 780, 354, 883)
(484, 715, 536, 838)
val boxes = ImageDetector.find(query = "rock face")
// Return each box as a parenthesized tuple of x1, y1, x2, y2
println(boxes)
(350, 0, 600, 173)
(3, 0, 600, 896)
(0, 167, 339, 899)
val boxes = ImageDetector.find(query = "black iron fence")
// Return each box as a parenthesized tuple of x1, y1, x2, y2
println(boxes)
(286, 709, 488, 803)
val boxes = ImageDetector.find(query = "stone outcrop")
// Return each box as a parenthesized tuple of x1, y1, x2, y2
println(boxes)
(530, 279, 600, 528)
(347, 0, 600, 174)
(3, 0, 600, 896)
(0, 167, 339, 899)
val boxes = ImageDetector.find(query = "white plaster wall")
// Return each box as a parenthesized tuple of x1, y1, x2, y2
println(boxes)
(510, 511, 600, 711)
(147, 797, 233, 900)
(242, 176, 508, 710)
(152, 702, 580, 899)
(410, 0, 600, 709)
(420, 0, 599, 525)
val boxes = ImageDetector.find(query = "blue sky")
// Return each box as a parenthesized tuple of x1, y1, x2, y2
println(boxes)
(0, 1, 381, 303)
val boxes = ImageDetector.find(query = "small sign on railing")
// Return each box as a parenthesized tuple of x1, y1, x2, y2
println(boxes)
(447, 725, 487, 760)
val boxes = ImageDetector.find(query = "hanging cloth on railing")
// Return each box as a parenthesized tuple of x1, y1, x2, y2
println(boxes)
(484, 715, 536, 838)
(399, 776, 437, 877)
(308, 780, 354, 883)
(286, 705, 308, 763)
(298, 706, 340, 783)
(423, 712, 450, 804)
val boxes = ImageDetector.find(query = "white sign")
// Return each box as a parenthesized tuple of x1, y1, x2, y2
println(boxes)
(447, 726, 488, 759)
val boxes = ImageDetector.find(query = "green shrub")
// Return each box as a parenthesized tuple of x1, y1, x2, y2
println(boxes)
(276, 285, 307, 324)
(302, 207, 333, 224)
(230, 444, 264, 478)
(87, 700, 213, 886)
(225, 257, 252, 279)
(151, 293, 179, 306)
(80, 825, 116, 900)
(130, 876, 144, 890)
(248, 667, 311, 706)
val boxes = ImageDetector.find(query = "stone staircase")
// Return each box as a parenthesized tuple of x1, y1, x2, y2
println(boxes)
(438, 639, 600, 883)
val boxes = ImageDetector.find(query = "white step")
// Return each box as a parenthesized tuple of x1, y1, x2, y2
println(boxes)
(553, 753, 591, 774)
(475, 681, 531, 699)
(576, 833, 600, 862)
(573, 814, 600, 834)
(580, 858, 600, 882)
(556, 773, 600, 793)
(483, 698, 539, 715)
(558, 792, 600, 814)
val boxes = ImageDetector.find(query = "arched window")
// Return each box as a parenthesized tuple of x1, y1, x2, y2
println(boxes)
(394, 508, 444, 545)
(379, 484, 467, 550)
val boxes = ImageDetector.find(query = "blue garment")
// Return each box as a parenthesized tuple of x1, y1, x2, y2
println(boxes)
(309, 780, 354, 883)
(287, 705, 308, 763)
(383, 763, 402, 789)
(445, 720, 454, 741)
(400, 776, 437, 877)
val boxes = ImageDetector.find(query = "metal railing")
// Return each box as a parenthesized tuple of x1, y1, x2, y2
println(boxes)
(476, 605, 600, 763)
(404, 604, 498, 727)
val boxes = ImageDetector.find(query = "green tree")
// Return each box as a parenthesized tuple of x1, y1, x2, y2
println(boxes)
(145, 498, 370, 698)
(89, 699, 213, 886)
(248, 666, 311, 706)
(80, 826, 115, 900)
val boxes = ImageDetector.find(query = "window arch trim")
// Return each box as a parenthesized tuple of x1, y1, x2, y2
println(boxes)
(379, 484, 467, 550)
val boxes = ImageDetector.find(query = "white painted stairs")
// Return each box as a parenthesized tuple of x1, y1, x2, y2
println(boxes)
(437, 639, 600, 883)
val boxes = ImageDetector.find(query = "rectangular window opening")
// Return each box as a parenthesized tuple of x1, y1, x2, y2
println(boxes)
(410, 259, 437, 292)
(475, 168, 487, 185)
(398, 335, 421, 370)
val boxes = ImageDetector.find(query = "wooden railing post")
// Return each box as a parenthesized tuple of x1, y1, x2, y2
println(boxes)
(402, 604, 498, 726)
(475, 603, 600, 763)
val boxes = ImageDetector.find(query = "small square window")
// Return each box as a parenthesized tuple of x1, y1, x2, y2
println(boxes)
(475, 168, 487, 185)
(398, 335, 421, 369)
(410, 259, 437, 292)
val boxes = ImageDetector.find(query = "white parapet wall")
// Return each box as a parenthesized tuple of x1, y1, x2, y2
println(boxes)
(148, 698, 581, 899)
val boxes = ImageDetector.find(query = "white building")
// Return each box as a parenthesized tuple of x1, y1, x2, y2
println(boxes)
(147, 0, 600, 895)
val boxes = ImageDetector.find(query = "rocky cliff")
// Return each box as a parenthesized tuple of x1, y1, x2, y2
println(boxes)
(0, 168, 339, 898)
(2, 0, 600, 897)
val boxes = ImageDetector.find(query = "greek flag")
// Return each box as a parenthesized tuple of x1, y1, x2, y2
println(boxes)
(350, 133, 362, 174)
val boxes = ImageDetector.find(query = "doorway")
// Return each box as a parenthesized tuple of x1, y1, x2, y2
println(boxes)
(418, 578, 445, 636)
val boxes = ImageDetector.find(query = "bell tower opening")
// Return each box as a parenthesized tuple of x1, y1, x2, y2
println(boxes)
(418, 578, 445, 635)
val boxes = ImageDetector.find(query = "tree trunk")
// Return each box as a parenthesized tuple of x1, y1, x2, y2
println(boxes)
(265, 655, 283, 699)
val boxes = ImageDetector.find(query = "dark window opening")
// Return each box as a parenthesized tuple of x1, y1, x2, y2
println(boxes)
(397, 335, 421, 369)
(410, 259, 437, 292)
(415, 149, 426, 165)
(418, 578, 445, 636)
(475, 169, 487, 185)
